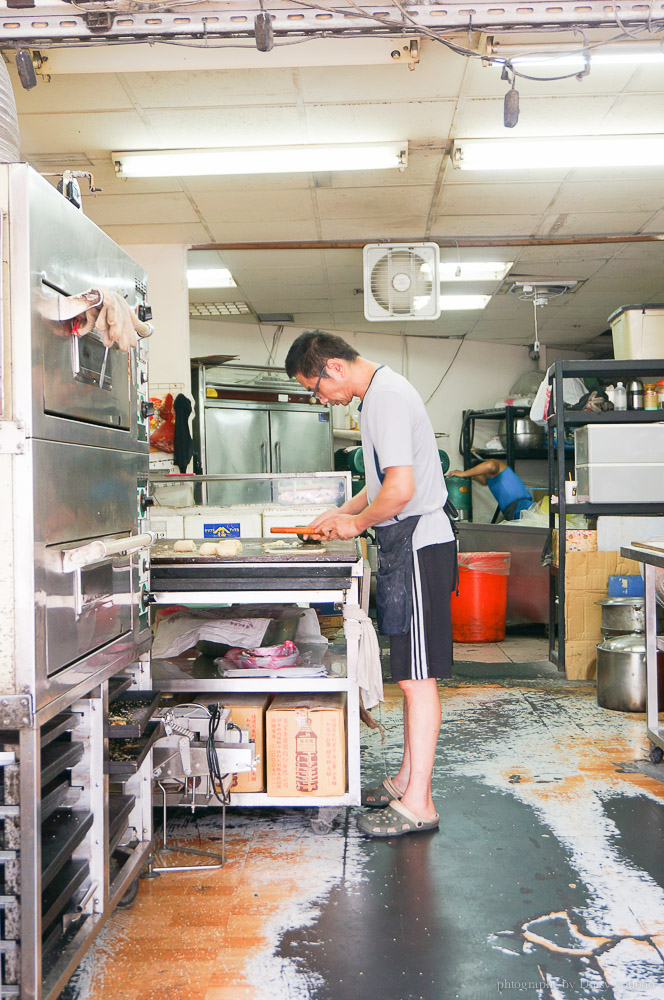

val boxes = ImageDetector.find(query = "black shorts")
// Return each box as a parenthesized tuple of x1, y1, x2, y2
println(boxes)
(389, 540, 456, 683)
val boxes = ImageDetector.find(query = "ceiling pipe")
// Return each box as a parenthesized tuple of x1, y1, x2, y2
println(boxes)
(191, 234, 664, 251)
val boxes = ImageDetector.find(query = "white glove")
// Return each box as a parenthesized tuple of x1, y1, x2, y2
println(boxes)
(74, 288, 152, 353)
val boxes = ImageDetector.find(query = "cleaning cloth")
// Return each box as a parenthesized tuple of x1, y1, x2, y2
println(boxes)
(173, 393, 194, 473)
(342, 604, 383, 710)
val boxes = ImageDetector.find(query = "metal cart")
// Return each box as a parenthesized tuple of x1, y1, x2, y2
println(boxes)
(621, 542, 664, 763)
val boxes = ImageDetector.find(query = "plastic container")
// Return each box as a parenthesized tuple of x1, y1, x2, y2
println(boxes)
(644, 383, 658, 410)
(450, 552, 511, 643)
(609, 305, 664, 360)
(657, 380, 664, 408)
(614, 381, 627, 411)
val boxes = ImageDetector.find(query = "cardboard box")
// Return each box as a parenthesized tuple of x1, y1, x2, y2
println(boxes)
(563, 551, 641, 680)
(220, 694, 270, 794)
(266, 693, 346, 797)
(553, 529, 597, 567)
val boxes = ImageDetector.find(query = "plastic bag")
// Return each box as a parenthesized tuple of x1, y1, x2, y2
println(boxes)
(223, 640, 299, 669)
(529, 366, 588, 426)
(516, 496, 588, 529)
(458, 552, 511, 575)
(150, 392, 175, 453)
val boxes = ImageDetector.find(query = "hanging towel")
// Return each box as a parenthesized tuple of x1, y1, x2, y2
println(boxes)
(342, 604, 383, 710)
(173, 393, 194, 473)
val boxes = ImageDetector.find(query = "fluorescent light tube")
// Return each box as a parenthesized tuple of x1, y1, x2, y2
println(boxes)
(495, 44, 664, 70)
(439, 261, 513, 282)
(439, 295, 491, 310)
(114, 142, 408, 178)
(187, 268, 236, 289)
(452, 135, 664, 171)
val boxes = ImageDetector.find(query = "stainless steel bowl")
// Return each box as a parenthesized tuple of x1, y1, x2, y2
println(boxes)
(596, 634, 664, 712)
(498, 416, 545, 451)
(596, 597, 645, 637)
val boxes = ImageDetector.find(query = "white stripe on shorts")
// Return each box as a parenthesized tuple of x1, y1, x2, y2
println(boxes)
(409, 549, 429, 680)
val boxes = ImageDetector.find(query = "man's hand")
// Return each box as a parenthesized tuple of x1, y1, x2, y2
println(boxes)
(74, 289, 151, 353)
(304, 511, 361, 540)
(448, 469, 464, 478)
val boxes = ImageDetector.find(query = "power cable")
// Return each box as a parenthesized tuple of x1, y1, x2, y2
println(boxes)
(425, 336, 465, 405)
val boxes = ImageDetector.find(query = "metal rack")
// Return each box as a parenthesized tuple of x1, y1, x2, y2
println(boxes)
(547, 359, 664, 673)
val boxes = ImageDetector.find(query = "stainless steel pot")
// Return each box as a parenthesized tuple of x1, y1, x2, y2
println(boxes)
(499, 416, 545, 451)
(596, 634, 664, 712)
(596, 597, 645, 636)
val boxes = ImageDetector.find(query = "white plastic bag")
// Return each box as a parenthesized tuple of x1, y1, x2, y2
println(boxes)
(529, 366, 588, 426)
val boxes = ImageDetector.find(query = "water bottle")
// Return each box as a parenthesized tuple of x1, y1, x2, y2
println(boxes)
(614, 381, 627, 411)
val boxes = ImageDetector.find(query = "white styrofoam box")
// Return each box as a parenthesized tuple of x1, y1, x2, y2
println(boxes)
(575, 424, 664, 468)
(147, 510, 184, 539)
(610, 305, 664, 360)
(597, 516, 664, 551)
(576, 463, 664, 503)
(183, 506, 263, 540)
(262, 505, 333, 538)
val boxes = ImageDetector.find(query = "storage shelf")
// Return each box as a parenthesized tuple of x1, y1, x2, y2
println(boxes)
(552, 410, 664, 425)
(152, 676, 352, 693)
(229, 791, 356, 807)
(564, 503, 664, 515)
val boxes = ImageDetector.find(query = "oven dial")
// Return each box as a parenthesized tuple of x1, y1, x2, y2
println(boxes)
(140, 492, 155, 513)
(141, 400, 154, 420)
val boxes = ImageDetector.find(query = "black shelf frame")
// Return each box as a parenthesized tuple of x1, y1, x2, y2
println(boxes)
(547, 358, 664, 673)
(460, 406, 553, 521)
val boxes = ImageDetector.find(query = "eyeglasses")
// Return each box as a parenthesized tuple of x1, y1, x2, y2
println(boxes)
(310, 363, 328, 401)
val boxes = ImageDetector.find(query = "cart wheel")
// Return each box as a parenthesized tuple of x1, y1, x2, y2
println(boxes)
(649, 744, 664, 765)
(118, 876, 140, 908)
(310, 806, 343, 836)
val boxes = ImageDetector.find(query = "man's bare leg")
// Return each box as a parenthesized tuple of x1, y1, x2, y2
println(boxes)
(391, 697, 410, 796)
(396, 678, 440, 819)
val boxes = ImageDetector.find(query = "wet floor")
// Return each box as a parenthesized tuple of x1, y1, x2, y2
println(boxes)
(63, 673, 664, 1000)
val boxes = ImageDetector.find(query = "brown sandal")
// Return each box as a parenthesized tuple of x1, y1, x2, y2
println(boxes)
(357, 800, 439, 838)
(361, 777, 403, 808)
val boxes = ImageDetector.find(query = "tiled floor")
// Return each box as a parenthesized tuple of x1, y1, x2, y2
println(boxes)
(63, 665, 664, 1000)
(453, 633, 549, 664)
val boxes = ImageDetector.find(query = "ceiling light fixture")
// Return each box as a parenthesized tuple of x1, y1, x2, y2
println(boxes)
(491, 43, 664, 70)
(113, 142, 408, 178)
(439, 295, 491, 311)
(439, 262, 513, 282)
(187, 268, 236, 289)
(452, 135, 664, 171)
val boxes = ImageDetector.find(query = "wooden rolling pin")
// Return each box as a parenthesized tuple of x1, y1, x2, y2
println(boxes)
(270, 526, 324, 536)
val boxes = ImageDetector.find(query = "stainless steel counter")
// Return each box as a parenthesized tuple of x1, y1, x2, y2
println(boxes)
(458, 522, 549, 625)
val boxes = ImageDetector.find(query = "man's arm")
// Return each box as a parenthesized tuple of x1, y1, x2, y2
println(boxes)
(447, 458, 502, 480)
(306, 468, 414, 540)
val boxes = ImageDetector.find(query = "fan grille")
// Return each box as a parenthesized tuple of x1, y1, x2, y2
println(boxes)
(370, 250, 435, 316)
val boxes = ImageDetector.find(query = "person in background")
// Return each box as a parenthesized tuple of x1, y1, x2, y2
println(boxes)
(285, 330, 457, 839)
(447, 458, 532, 521)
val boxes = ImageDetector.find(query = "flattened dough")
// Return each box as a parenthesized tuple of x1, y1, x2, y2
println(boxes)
(199, 542, 218, 556)
(173, 539, 196, 553)
(216, 539, 242, 556)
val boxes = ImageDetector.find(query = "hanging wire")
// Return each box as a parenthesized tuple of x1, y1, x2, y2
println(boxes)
(425, 336, 466, 405)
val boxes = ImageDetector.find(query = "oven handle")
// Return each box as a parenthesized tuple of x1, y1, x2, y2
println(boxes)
(62, 531, 155, 573)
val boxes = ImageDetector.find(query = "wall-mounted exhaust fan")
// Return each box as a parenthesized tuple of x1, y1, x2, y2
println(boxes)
(363, 242, 440, 322)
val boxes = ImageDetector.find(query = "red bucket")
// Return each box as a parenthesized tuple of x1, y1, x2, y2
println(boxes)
(450, 552, 511, 643)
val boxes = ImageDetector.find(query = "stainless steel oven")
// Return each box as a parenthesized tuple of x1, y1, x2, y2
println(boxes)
(0, 163, 153, 714)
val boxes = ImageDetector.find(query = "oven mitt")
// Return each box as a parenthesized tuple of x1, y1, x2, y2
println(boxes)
(71, 288, 153, 352)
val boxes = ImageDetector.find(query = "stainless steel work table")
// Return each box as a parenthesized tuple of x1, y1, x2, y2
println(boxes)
(621, 542, 664, 761)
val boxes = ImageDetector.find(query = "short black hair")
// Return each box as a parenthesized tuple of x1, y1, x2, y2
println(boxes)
(285, 331, 359, 379)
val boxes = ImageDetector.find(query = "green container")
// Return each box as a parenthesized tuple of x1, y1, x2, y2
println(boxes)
(445, 475, 472, 517)
(438, 449, 450, 475)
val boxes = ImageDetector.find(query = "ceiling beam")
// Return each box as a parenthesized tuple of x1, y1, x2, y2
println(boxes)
(192, 234, 664, 251)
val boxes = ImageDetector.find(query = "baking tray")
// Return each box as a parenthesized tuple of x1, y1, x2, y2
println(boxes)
(106, 691, 161, 738)
(109, 674, 133, 704)
(105, 722, 161, 777)
(41, 809, 94, 890)
(41, 774, 79, 825)
(150, 537, 359, 564)
(41, 741, 84, 787)
(40, 713, 80, 749)
(109, 794, 136, 853)
(41, 858, 89, 933)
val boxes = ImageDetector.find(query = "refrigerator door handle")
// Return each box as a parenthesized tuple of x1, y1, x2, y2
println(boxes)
(274, 440, 281, 473)
(260, 440, 268, 472)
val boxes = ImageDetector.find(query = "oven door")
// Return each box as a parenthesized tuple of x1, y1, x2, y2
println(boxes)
(38, 280, 132, 430)
(45, 538, 133, 676)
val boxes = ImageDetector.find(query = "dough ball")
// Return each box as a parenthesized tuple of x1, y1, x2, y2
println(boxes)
(216, 539, 242, 556)
(199, 542, 218, 556)
(173, 539, 196, 553)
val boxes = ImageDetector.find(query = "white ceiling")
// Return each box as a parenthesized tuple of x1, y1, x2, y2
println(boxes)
(5, 18, 664, 351)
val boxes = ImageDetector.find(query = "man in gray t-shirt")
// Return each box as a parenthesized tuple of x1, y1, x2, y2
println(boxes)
(285, 331, 456, 839)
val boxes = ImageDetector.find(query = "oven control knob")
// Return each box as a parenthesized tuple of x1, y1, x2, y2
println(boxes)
(140, 492, 155, 513)
(138, 304, 153, 322)
(141, 400, 154, 420)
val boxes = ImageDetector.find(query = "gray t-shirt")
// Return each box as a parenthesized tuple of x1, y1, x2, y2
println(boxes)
(359, 365, 453, 547)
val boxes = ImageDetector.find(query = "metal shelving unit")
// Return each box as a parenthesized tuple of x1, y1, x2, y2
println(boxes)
(547, 359, 664, 673)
